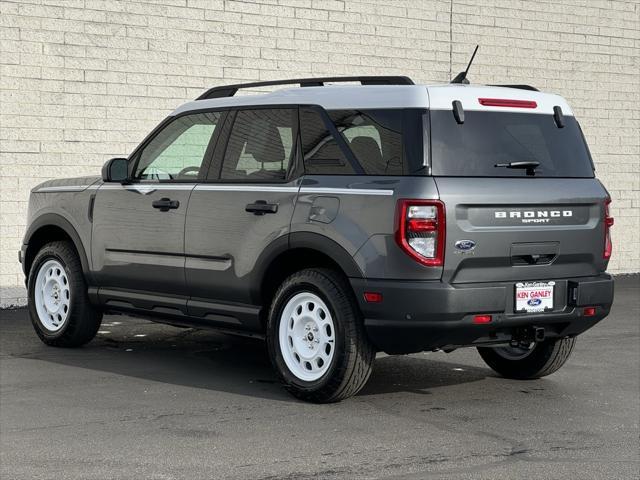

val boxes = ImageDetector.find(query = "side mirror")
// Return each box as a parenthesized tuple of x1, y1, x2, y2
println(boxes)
(102, 158, 129, 183)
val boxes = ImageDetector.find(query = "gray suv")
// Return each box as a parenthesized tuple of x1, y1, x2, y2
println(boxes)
(20, 76, 615, 402)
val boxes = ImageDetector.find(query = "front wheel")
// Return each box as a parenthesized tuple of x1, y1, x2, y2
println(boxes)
(267, 268, 375, 403)
(28, 240, 102, 347)
(477, 337, 576, 379)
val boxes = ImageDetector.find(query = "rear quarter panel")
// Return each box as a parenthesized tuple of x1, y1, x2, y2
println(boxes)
(293, 175, 443, 280)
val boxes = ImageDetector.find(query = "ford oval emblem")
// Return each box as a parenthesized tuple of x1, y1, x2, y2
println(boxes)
(455, 240, 476, 252)
(528, 298, 542, 307)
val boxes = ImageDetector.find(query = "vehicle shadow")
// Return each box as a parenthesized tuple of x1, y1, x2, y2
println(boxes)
(359, 354, 488, 396)
(5, 313, 491, 403)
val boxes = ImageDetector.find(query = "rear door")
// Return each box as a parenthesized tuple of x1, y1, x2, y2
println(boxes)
(430, 109, 609, 285)
(92, 111, 223, 304)
(184, 107, 302, 326)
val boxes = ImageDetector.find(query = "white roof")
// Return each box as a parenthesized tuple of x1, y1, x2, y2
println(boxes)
(173, 83, 574, 116)
(427, 84, 573, 115)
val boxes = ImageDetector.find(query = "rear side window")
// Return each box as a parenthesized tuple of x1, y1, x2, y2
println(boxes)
(300, 108, 404, 175)
(329, 110, 403, 175)
(221, 108, 296, 181)
(300, 107, 355, 175)
(430, 110, 594, 178)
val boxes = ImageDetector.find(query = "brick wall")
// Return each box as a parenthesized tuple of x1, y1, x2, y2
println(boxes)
(1, 0, 638, 307)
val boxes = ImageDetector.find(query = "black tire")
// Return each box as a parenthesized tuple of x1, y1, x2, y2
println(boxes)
(477, 337, 576, 379)
(27, 240, 102, 347)
(266, 268, 375, 403)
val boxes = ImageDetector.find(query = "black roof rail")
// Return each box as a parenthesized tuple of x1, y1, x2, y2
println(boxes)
(489, 84, 540, 92)
(196, 76, 415, 100)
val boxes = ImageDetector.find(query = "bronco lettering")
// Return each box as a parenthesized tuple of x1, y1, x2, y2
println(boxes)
(495, 210, 573, 220)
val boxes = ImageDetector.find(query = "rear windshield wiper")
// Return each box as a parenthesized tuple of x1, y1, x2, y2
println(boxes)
(494, 161, 540, 176)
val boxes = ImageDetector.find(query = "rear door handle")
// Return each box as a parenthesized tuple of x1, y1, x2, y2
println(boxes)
(245, 200, 278, 215)
(152, 197, 180, 211)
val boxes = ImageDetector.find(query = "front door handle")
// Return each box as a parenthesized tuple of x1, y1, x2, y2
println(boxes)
(245, 200, 278, 215)
(152, 197, 180, 211)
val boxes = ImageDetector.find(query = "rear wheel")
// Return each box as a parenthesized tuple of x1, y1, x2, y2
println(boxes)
(477, 337, 576, 379)
(28, 240, 102, 347)
(267, 268, 375, 403)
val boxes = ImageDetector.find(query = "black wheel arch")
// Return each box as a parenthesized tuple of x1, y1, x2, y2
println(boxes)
(23, 214, 91, 281)
(250, 231, 364, 310)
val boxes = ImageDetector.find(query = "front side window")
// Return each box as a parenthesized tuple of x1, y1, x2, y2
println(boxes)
(221, 108, 297, 181)
(134, 112, 221, 181)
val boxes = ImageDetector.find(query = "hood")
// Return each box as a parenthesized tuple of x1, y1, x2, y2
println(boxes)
(32, 176, 101, 193)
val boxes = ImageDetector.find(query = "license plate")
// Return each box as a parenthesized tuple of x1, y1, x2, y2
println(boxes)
(515, 281, 555, 313)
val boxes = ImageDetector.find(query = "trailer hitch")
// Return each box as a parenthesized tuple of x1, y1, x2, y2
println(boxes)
(534, 327, 546, 342)
(510, 326, 546, 347)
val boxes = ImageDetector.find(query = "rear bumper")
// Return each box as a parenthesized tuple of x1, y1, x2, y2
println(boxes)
(350, 274, 614, 354)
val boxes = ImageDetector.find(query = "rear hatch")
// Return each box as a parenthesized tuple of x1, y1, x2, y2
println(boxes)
(429, 108, 609, 284)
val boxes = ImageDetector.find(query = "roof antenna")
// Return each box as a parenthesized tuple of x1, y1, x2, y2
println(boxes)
(450, 45, 479, 84)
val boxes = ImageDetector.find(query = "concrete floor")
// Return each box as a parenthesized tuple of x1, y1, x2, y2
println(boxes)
(1, 275, 638, 479)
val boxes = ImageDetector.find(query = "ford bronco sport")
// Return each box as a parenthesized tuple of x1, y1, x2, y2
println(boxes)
(21, 75, 614, 402)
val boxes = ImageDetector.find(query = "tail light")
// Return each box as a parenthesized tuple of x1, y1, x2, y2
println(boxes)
(395, 199, 445, 266)
(604, 198, 614, 260)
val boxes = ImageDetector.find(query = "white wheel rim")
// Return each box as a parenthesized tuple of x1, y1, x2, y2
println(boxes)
(34, 259, 71, 332)
(279, 292, 336, 382)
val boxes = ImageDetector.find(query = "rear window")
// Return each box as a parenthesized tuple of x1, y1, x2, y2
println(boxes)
(430, 110, 594, 178)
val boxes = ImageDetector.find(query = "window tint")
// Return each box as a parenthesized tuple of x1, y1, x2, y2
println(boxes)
(299, 108, 404, 175)
(430, 110, 594, 178)
(135, 112, 221, 181)
(221, 108, 296, 181)
(300, 108, 355, 175)
(329, 110, 403, 175)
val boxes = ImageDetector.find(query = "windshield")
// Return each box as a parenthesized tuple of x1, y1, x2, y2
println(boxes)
(429, 110, 594, 178)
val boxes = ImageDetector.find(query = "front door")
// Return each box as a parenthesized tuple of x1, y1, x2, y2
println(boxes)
(92, 111, 224, 305)
(184, 107, 301, 325)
